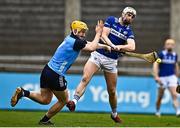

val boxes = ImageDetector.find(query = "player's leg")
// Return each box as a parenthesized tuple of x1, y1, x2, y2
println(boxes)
(167, 75, 180, 116)
(155, 87, 165, 117)
(11, 87, 53, 107)
(39, 89, 68, 125)
(39, 75, 68, 125)
(104, 71, 117, 114)
(74, 60, 99, 99)
(11, 65, 55, 107)
(46, 99, 66, 118)
(168, 87, 180, 116)
(29, 88, 54, 104)
(104, 71, 122, 123)
(100, 54, 121, 123)
(67, 59, 99, 111)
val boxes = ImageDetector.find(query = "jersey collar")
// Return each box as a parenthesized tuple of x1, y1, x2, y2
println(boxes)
(163, 49, 176, 56)
(70, 32, 80, 40)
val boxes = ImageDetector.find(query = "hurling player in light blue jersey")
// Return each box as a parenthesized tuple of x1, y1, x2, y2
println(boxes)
(153, 39, 180, 117)
(67, 7, 137, 123)
(10, 20, 111, 125)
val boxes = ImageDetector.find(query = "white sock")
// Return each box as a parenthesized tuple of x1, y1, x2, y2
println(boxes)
(176, 108, 180, 115)
(72, 99, 77, 105)
(156, 110, 161, 116)
(73, 94, 80, 105)
(111, 112, 117, 117)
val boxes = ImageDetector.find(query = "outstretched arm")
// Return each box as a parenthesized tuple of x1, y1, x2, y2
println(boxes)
(153, 62, 161, 84)
(175, 62, 179, 77)
(101, 27, 116, 48)
(82, 20, 103, 51)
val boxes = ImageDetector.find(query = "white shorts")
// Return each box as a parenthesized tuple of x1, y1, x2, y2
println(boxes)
(158, 75, 178, 88)
(88, 51, 118, 73)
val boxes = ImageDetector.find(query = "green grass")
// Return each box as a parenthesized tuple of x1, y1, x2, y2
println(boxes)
(0, 110, 180, 127)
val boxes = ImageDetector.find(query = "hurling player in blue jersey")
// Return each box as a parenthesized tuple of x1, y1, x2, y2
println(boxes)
(153, 39, 180, 117)
(66, 7, 136, 123)
(10, 20, 111, 125)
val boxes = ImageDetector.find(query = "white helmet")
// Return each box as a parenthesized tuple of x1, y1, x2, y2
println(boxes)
(122, 7, 136, 17)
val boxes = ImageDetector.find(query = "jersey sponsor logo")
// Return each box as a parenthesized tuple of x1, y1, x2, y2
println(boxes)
(110, 28, 127, 40)
(161, 53, 177, 64)
(162, 59, 176, 64)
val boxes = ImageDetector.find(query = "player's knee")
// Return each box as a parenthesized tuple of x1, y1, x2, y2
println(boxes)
(59, 98, 67, 105)
(172, 94, 177, 100)
(41, 98, 51, 105)
(108, 89, 116, 97)
(81, 74, 90, 83)
(159, 94, 164, 99)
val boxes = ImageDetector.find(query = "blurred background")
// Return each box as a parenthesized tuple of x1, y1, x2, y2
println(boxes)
(0, 0, 180, 114)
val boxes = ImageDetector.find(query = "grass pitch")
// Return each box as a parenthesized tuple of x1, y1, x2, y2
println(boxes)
(0, 110, 180, 127)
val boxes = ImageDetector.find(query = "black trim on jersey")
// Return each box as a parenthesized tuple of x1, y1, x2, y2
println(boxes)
(70, 33, 87, 51)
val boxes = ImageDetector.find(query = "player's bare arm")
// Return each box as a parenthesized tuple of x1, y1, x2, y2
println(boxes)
(101, 27, 116, 49)
(115, 38, 135, 52)
(175, 62, 179, 77)
(153, 61, 161, 84)
(97, 43, 111, 52)
(83, 42, 111, 52)
(82, 20, 104, 51)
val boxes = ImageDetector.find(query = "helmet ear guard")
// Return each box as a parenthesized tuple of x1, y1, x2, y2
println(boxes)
(72, 29, 78, 35)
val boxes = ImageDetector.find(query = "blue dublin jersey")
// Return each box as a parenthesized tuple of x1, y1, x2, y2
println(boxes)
(48, 34, 87, 76)
(158, 50, 178, 77)
(96, 16, 135, 59)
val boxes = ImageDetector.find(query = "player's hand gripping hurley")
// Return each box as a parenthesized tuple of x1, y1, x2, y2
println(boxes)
(100, 37, 160, 63)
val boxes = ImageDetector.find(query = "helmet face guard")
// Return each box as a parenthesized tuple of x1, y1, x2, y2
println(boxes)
(71, 20, 88, 33)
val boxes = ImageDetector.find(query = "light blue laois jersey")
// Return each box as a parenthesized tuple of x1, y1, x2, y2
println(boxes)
(96, 16, 135, 59)
(48, 34, 87, 76)
(158, 50, 178, 77)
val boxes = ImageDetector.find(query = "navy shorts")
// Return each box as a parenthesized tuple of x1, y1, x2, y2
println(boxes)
(40, 65, 67, 91)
